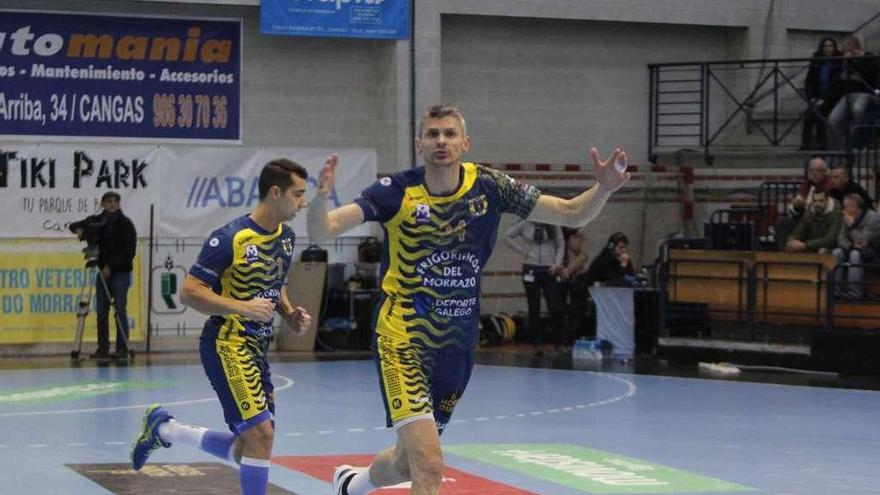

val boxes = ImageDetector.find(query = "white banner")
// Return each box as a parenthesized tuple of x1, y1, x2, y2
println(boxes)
(0, 143, 159, 237)
(0, 143, 376, 239)
(155, 146, 375, 238)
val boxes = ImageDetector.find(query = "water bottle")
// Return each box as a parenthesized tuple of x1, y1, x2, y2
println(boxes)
(572, 339, 588, 360)
(588, 341, 603, 361)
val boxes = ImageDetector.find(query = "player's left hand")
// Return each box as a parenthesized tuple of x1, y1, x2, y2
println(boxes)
(591, 147, 630, 193)
(316, 154, 338, 198)
(284, 307, 312, 336)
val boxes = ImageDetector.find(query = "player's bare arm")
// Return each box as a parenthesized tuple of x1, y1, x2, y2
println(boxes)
(307, 154, 366, 242)
(528, 147, 630, 227)
(180, 275, 275, 322)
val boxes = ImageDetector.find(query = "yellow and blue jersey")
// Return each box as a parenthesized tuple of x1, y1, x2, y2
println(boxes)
(189, 214, 295, 346)
(354, 162, 540, 350)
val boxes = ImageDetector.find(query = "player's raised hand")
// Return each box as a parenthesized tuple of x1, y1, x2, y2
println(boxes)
(240, 297, 276, 323)
(591, 147, 630, 193)
(317, 154, 338, 198)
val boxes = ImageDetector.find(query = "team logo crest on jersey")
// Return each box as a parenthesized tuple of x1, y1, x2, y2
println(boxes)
(415, 203, 431, 224)
(380, 176, 392, 186)
(245, 245, 259, 263)
(281, 238, 293, 256)
(468, 195, 488, 217)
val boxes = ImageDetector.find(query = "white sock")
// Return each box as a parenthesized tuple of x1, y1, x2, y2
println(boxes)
(158, 419, 207, 448)
(345, 468, 379, 495)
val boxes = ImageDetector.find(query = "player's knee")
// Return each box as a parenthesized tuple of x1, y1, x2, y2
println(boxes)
(242, 421, 274, 452)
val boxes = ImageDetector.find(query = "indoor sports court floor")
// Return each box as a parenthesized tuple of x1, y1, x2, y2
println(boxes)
(1, 351, 878, 494)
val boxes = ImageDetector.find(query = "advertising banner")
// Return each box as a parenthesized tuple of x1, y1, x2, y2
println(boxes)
(0, 143, 376, 238)
(0, 144, 158, 238)
(260, 0, 409, 40)
(0, 241, 145, 344)
(153, 146, 375, 238)
(0, 10, 241, 142)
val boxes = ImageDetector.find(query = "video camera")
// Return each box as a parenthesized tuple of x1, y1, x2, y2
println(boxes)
(69, 214, 106, 267)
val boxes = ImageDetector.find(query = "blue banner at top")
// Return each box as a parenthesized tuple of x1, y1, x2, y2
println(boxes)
(260, 0, 410, 40)
(0, 11, 241, 142)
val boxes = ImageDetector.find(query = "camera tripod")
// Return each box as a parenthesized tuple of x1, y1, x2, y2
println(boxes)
(71, 258, 135, 362)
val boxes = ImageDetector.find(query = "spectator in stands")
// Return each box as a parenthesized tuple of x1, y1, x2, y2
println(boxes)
(827, 34, 880, 149)
(503, 220, 566, 356)
(801, 37, 842, 150)
(584, 232, 635, 286)
(828, 164, 873, 210)
(785, 191, 843, 253)
(559, 228, 591, 343)
(775, 156, 833, 249)
(833, 193, 880, 299)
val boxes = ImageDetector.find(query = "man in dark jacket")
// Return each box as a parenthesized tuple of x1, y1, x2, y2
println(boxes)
(786, 191, 843, 253)
(71, 191, 137, 358)
(828, 165, 873, 210)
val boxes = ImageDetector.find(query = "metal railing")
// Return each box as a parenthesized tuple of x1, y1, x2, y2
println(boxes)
(648, 56, 880, 165)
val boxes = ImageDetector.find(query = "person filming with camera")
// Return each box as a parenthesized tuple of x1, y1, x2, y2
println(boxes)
(69, 191, 137, 359)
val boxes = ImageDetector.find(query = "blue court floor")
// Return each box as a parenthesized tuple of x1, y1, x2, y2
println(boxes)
(1, 357, 878, 494)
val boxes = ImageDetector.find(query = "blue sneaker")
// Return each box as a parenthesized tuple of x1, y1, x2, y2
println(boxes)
(131, 404, 173, 471)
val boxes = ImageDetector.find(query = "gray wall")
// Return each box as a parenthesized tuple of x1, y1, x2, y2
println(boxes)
(4, 0, 876, 169)
(441, 15, 737, 165)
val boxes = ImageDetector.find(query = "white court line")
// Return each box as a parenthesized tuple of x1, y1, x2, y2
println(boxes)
(0, 374, 294, 418)
(3, 371, 638, 448)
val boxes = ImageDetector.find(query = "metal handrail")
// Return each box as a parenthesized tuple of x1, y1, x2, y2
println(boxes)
(648, 55, 880, 164)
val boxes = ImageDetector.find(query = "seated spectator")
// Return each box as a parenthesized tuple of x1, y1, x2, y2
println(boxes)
(827, 34, 880, 149)
(828, 164, 873, 209)
(786, 191, 843, 253)
(801, 37, 843, 150)
(775, 156, 833, 249)
(833, 193, 880, 299)
(584, 232, 635, 286)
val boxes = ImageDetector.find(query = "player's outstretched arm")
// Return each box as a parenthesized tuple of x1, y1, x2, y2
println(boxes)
(180, 275, 275, 322)
(307, 154, 366, 242)
(527, 147, 630, 228)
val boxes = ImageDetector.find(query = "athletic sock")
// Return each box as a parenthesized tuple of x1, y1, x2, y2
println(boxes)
(158, 419, 236, 461)
(158, 419, 206, 447)
(200, 430, 237, 461)
(240, 456, 270, 495)
(345, 468, 379, 495)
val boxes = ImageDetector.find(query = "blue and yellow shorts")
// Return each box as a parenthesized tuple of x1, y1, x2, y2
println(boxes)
(200, 332, 274, 435)
(375, 334, 474, 434)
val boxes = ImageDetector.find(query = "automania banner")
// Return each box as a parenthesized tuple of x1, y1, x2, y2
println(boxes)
(0, 10, 241, 142)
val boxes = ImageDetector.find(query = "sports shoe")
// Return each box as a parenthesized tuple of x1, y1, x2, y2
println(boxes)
(131, 404, 173, 471)
(331, 464, 357, 495)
